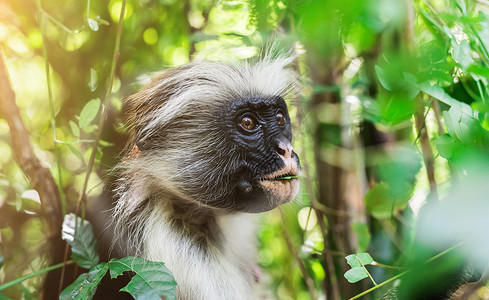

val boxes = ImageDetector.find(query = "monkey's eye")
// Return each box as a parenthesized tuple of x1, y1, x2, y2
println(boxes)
(276, 112, 285, 126)
(240, 116, 256, 131)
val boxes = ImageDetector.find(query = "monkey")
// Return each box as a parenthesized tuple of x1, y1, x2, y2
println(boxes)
(110, 56, 301, 299)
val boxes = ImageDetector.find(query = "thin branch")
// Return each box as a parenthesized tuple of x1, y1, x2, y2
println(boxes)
(371, 261, 404, 270)
(37, 0, 66, 215)
(280, 211, 318, 300)
(0, 260, 74, 292)
(75, 0, 127, 216)
(0, 51, 62, 236)
(355, 255, 377, 286)
(414, 98, 438, 199)
(315, 208, 342, 300)
(431, 98, 445, 135)
(349, 244, 461, 299)
(476, 0, 489, 6)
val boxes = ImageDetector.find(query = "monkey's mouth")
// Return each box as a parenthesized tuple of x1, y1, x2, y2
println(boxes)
(273, 173, 300, 181)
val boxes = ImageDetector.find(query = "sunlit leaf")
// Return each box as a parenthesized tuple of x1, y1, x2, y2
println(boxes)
(416, 82, 474, 116)
(59, 263, 109, 300)
(435, 134, 456, 159)
(70, 121, 80, 137)
(99, 140, 114, 147)
(68, 144, 84, 163)
(189, 32, 218, 43)
(452, 40, 474, 69)
(89, 68, 98, 92)
(88, 18, 99, 31)
(467, 64, 489, 79)
(61, 214, 100, 269)
(79, 99, 101, 129)
(375, 65, 394, 91)
(109, 257, 177, 300)
(95, 17, 109, 26)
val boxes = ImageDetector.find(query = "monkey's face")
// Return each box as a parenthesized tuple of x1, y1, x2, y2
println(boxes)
(215, 96, 301, 213)
(127, 60, 300, 213)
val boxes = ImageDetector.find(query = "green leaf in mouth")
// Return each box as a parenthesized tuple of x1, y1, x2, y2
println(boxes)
(275, 175, 299, 180)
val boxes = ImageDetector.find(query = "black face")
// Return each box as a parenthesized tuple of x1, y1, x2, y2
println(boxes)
(214, 96, 301, 213)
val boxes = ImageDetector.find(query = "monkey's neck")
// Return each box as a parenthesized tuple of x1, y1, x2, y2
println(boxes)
(165, 197, 223, 247)
(141, 192, 258, 259)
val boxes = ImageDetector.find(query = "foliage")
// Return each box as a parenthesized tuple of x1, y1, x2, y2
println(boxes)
(0, 0, 489, 299)
(59, 213, 177, 300)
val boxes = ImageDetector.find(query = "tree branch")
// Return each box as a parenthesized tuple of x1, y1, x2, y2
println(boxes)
(0, 51, 62, 236)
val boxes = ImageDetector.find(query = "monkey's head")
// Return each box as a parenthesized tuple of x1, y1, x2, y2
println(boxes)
(124, 57, 300, 213)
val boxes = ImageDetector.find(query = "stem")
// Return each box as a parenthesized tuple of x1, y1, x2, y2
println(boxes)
(75, 0, 126, 217)
(371, 261, 404, 270)
(349, 244, 461, 299)
(42, 11, 82, 34)
(414, 97, 437, 199)
(86, 0, 91, 21)
(355, 255, 377, 286)
(37, 0, 66, 216)
(280, 211, 318, 300)
(0, 260, 74, 291)
(349, 270, 409, 300)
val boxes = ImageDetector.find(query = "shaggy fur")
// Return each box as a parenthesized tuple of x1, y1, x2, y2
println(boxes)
(112, 56, 299, 299)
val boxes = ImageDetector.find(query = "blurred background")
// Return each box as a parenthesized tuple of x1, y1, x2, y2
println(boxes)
(1, 0, 489, 299)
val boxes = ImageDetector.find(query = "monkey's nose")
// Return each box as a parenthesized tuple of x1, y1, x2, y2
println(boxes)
(275, 137, 293, 159)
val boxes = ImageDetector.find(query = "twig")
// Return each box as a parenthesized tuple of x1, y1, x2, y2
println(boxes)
(0, 260, 74, 291)
(75, 0, 126, 216)
(476, 0, 489, 6)
(371, 261, 404, 270)
(315, 208, 342, 300)
(431, 98, 445, 135)
(280, 211, 318, 300)
(355, 255, 377, 286)
(349, 244, 461, 299)
(414, 98, 438, 199)
(0, 52, 62, 236)
(59, 0, 126, 293)
(37, 0, 66, 216)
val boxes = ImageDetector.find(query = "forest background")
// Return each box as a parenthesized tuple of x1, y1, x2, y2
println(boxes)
(1, 0, 489, 299)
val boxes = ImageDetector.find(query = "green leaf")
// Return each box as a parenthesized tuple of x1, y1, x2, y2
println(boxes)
(443, 107, 478, 145)
(89, 68, 98, 92)
(467, 64, 489, 79)
(416, 82, 474, 117)
(435, 134, 456, 159)
(109, 257, 177, 300)
(61, 213, 100, 269)
(452, 40, 474, 69)
(0, 292, 11, 300)
(79, 99, 101, 129)
(68, 144, 85, 163)
(345, 253, 374, 268)
(88, 18, 99, 31)
(352, 223, 371, 252)
(98, 140, 114, 147)
(375, 65, 394, 91)
(69, 121, 80, 137)
(95, 17, 109, 26)
(344, 267, 368, 283)
(365, 183, 394, 219)
(189, 32, 218, 43)
(59, 263, 109, 300)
